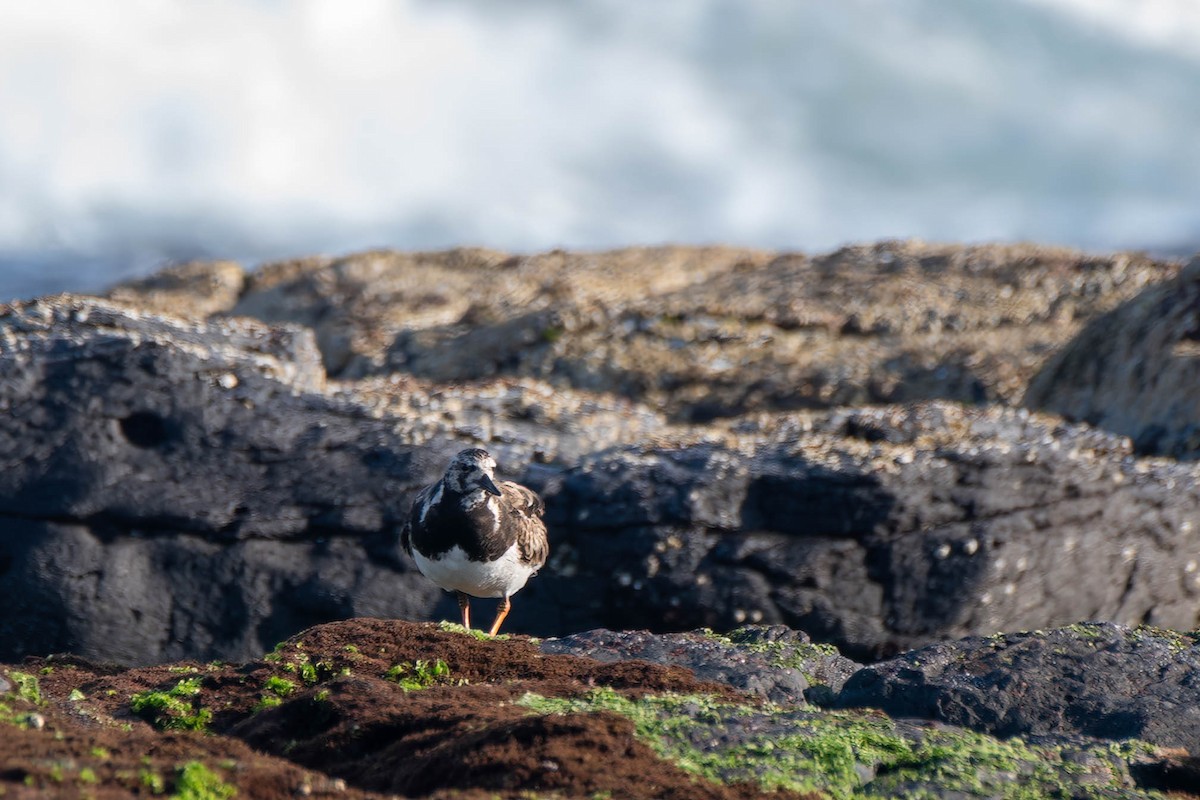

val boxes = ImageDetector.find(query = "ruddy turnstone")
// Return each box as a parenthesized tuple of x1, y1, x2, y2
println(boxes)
(401, 448, 548, 636)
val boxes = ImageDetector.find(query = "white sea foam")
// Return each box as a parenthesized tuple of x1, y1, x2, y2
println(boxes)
(0, 0, 1197, 300)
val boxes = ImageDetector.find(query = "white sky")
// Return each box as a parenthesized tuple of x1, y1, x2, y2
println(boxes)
(0, 0, 1198, 297)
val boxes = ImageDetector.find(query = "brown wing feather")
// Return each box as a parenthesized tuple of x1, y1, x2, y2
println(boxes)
(400, 481, 439, 557)
(499, 481, 549, 568)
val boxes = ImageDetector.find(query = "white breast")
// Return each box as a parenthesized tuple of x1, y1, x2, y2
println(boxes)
(413, 542, 538, 599)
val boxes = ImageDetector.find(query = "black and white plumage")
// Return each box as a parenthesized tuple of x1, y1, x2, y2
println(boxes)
(401, 448, 549, 636)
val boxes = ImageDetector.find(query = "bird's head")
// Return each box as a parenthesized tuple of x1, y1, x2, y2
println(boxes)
(443, 448, 502, 496)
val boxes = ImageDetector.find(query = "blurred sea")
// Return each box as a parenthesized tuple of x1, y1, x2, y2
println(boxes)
(1, 0, 1198, 301)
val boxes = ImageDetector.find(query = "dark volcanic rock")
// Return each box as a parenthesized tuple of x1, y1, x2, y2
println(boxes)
(527, 404, 1200, 659)
(4, 295, 1200, 665)
(7, 244, 1200, 667)
(5, 243, 1195, 797)
(539, 625, 860, 704)
(0, 296, 457, 664)
(1026, 256, 1200, 460)
(837, 622, 1200, 752)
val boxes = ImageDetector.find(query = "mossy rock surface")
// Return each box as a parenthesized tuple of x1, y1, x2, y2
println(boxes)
(540, 625, 860, 704)
(2, 618, 1196, 798)
(838, 623, 1200, 753)
(518, 688, 1165, 799)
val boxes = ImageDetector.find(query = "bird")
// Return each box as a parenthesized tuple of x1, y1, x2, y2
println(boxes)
(401, 448, 549, 636)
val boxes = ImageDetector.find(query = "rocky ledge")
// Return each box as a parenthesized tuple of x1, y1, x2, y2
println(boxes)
(2, 242, 1200, 795)
(1, 619, 1198, 798)
(2, 243, 1200, 665)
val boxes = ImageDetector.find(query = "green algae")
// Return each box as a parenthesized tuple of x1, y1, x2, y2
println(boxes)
(130, 678, 213, 732)
(517, 688, 1165, 799)
(171, 761, 236, 800)
(263, 639, 345, 684)
(1062, 623, 1108, 640)
(698, 627, 843, 688)
(385, 658, 455, 690)
(8, 671, 42, 705)
(438, 620, 513, 641)
(140, 768, 166, 793)
(1127, 625, 1200, 653)
(253, 675, 298, 712)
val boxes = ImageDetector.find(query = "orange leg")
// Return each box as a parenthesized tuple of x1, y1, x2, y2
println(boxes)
(457, 591, 471, 630)
(488, 595, 512, 637)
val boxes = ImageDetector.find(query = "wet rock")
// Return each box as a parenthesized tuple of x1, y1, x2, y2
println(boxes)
(0, 294, 687, 664)
(837, 623, 1200, 752)
(1, 242, 1190, 796)
(539, 625, 860, 704)
(6, 289, 1200, 665)
(0, 295, 458, 664)
(1026, 256, 1200, 460)
(529, 403, 1200, 659)
(593, 700, 1159, 799)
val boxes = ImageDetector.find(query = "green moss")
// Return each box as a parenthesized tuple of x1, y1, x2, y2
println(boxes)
(141, 769, 166, 793)
(130, 678, 212, 732)
(1063, 623, 1107, 640)
(717, 628, 840, 658)
(253, 674, 303, 708)
(521, 690, 896, 796)
(282, 659, 319, 685)
(385, 659, 454, 690)
(8, 671, 42, 705)
(1105, 739, 1159, 761)
(698, 628, 841, 686)
(263, 639, 301, 663)
(171, 762, 235, 800)
(1129, 625, 1199, 652)
(173, 677, 204, 696)
(267, 641, 334, 685)
(0, 700, 29, 729)
(79, 768, 98, 785)
(869, 729, 1068, 796)
(438, 620, 510, 641)
(90, 747, 110, 759)
(517, 689, 1162, 799)
(253, 695, 282, 712)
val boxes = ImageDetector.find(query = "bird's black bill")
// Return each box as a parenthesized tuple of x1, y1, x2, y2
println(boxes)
(481, 475, 502, 496)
